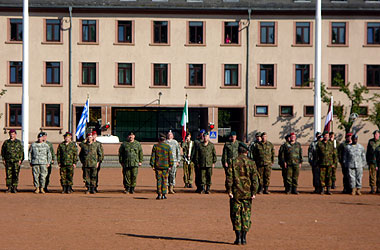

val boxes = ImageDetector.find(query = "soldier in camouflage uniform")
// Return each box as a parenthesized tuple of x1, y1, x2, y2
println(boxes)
(329, 132, 338, 189)
(226, 142, 258, 245)
(366, 130, 380, 194)
(192, 129, 205, 193)
(1, 129, 24, 193)
(278, 134, 290, 191)
(221, 131, 240, 191)
(308, 132, 322, 193)
(165, 131, 181, 194)
(79, 133, 102, 194)
(182, 132, 194, 188)
(56, 132, 78, 194)
(338, 133, 352, 194)
(283, 133, 303, 194)
(150, 133, 173, 200)
(248, 132, 261, 161)
(118, 132, 143, 194)
(194, 133, 217, 194)
(29, 132, 52, 194)
(42, 132, 56, 193)
(316, 131, 338, 195)
(254, 132, 274, 194)
(92, 131, 104, 192)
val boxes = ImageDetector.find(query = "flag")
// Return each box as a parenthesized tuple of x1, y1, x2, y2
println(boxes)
(76, 98, 89, 139)
(180, 99, 189, 142)
(323, 96, 333, 132)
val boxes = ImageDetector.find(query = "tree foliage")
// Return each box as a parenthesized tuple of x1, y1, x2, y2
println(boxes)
(367, 93, 380, 130)
(0, 89, 6, 119)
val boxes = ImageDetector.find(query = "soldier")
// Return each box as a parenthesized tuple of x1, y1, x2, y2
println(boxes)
(29, 132, 52, 194)
(193, 129, 205, 193)
(165, 130, 180, 194)
(221, 131, 240, 191)
(283, 132, 303, 194)
(338, 133, 352, 194)
(92, 131, 104, 192)
(118, 132, 143, 194)
(329, 132, 338, 189)
(56, 132, 78, 194)
(194, 132, 217, 194)
(254, 132, 274, 194)
(344, 134, 367, 195)
(316, 131, 338, 195)
(375, 144, 380, 193)
(1, 129, 24, 193)
(226, 142, 258, 245)
(42, 132, 55, 193)
(366, 130, 380, 194)
(182, 132, 194, 188)
(248, 132, 261, 161)
(308, 132, 322, 193)
(150, 133, 173, 200)
(278, 134, 290, 191)
(79, 133, 102, 194)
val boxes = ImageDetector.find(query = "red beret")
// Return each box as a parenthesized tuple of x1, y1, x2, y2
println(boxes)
(86, 132, 93, 137)
(290, 132, 295, 136)
(92, 131, 97, 135)
(9, 129, 17, 134)
(346, 133, 353, 137)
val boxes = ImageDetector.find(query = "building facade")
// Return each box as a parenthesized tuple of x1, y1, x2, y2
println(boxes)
(0, 0, 379, 153)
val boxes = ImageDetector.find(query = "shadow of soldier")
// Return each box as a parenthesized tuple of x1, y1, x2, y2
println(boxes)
(271, 112, 313, 141)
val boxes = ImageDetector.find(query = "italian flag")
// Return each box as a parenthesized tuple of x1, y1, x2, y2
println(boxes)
(324, 96, 333, 132)
(181, 99, 189, 142)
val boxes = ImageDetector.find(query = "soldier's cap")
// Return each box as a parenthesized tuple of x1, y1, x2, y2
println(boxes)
(351, 134, 358, 139)
(255, 132, 261, 137)
(285, 134, 290, 139)
(204, 132, 209, 136)
(346, 133, 353, 137)
(37, 132, 45, 138)
(373, 130, 380, 135)
(230, 131, 237, 136)
(186, 132, 191, 137)
(159, 133, 166, 140)
(86, 132, 93, 137)
(41, 132, 47, 136)
(9, 129, 17, 134)
(315, 132, 322, 137)
(329, 131, 335, 135)
(261, 132, 267, 136)
(200, 129, 206, 134)
(64, 132, 72, 137)
(92, 131, 97, 135)
(238, 142, 249, 150)
(127, 131, 135, 136)
(322, 131, 329, 136)
(290, 132, 296, 136)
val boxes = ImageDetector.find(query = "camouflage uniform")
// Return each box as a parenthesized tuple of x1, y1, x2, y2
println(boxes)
(331, 141, 338, 188)
(94, 140, 104, 189)
(248, 140, 259, 161)
(118, 140, 143, 190)
(56, 141, 78, 187)
(366, 138, 380, 190)
(278, 141, 287, 188)
(338, 141, 351, 193)
(283, 142, 303, 191)
(29, 142, 52, 189)
(165, 139, 180, 187)
(344, 143, 366, 190)
(182, 140, 195, 187)
(1, 139, 24, 189)
(192, 139, 202, 191)
(222, 140, 240, 189)
(150, 142, 173, 195)
(226, 154, 258, 232)
(308, 140, 321, 191)
(194, 142, 217, 189)
(44, 140, 56, 190)
(316, 141, 337, 190)
(375, 146, 380, 192)
(79, 142, 102, 189)
(254, 141, 274, 191)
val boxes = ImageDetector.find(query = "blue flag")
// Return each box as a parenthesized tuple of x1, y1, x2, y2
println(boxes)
(76, 99, 89, 139)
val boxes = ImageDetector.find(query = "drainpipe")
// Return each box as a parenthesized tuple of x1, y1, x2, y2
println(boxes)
(245, 9, 251, 143)
(68, 6, 73, 132)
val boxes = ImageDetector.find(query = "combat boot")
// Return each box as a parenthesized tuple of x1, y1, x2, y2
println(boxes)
(263, 186, 270, 194)
(62, 185, 66, 194)
(325, 187, 332, 195)
(5, 187, 11, 193)
(85, 188, 90, 194)
(34, 187, 39, 194)
(331, 181, 336, 189)
(291, 187, 299, 195)
(129, 187, 135, 194)
(285, 185, 291, 195)
(162, 194, 167, 199)
(356, 188, 362, 196)
(67, 186, 72, 194)
(241, 231, 247, 245)
(205, 185, 210, 194)
(189, 184, 193, 188)
(90, 187, 95, 194)
(258, 185, 263, 194)
(40, 187, 45, 194)
(370, 186, 375, 194)
(377, 187, 380, 194)
(168, 185, 175, 194)
(156, 194, 162, 200)
(234, 231, 241, 245)
(351, 188, 356, 195)
(11, 186, 17, 193)
(200, 185, 205, 194)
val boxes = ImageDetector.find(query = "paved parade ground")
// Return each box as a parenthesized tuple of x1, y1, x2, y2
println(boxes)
(0, 167, 379, 250)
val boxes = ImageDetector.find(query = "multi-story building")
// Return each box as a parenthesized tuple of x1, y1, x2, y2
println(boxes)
(0, 0, 379, 154)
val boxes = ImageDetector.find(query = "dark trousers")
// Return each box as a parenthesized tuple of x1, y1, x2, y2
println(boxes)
(96, 163, 101, 188)
(312, 164, 321, 190)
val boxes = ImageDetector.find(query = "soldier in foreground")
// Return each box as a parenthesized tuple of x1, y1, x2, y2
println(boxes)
(150, 133, 173, 200)
(366, 130, 380, 194)
(338, 133, 352, 194)
(165, 130, 181, 194)
(226, 142, 258, 245)
(118, 132, 143, 194)
(42, 132, 55, 193)
(308, 132, 322, 193)
(182, 132, 194, 188)
(278, 134, 290, 191)
(92, 131, 104, 192)
(56, 132, 78, 194)
(221, 131, 240, 191)
(254, 132, 274, 194)
(283, 133, 303, 194)
(1, 129, 24, 193)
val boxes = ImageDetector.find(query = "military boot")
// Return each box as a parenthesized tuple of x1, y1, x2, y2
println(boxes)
(129, 187, 135, 194)
(205, 185, 211, 194)
(292, 187, 299, 195)
(90, 187, 95, 194)
(162, 194, 167, 199)
(11, 186, 17, 194)
(325, 187, 332, 195)
(85, 188, 90, 194)
(331, 181, 336, 189)
(62, 185, 66, 194)
(5, 187, 11, 193)
(351, 188, 356, 195)
(285, 185, 291, 195)
(40, 187, 45, 194)
(168, 185, 175, 194)
(356, 188, 362, 196)
(377, 187, 380, 194)
(370, 186, 375, 194)
(258, 185, 263, 194)
(263, 186, 270, 194)
(67, 186, 73, 194)
(34, 187, 40, 194)
(241, 231, 247, 245)
(156, 194, 162, 200)
(234, 231, 241, 245)
(124, 186, 129, 194)
(200, 185, 205, 194)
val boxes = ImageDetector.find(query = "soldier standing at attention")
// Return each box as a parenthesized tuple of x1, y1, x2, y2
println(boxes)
(226, 142, 258, 245)
(182, 132, 194, 188)
(1, 129, 24, 193)
(283, 133, 303, 195)
(29, 132, 52, 194)
(193, 129, 205, 193)
(221, 131, 240, 191)
(338, 133, 352, 194)
(80, 133, 102, 194)
(316, 131, 338, 195)
(278, 134, 290, 191)
(375, 144, 380, 193)
(308, 132, 322, 193)
(248, 132, 261, 161)
(56, 132, 78, 194)
(118, 132, 143, 194)
(254, 132, 274, 194)
(165, 130, 180, 194)
(194, 132, 217, 194)
(366, 130, 380, 194)
(42, 132, 55, 193)
(92, 131, 104, 192)
(150, 133, 173, 200)
(329, 132, 338, 189)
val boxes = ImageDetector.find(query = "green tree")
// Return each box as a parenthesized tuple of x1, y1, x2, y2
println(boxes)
(0, 89, 6, 119)
(367, 93, 380, 130)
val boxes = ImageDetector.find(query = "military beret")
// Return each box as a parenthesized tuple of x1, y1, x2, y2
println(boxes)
(238, 142, 249, 151)
(351, 134, 358, 139)
(9, 129, 17, 134)
(322, 131, 329, 136)
(92, 131, 97, 135)
(86, 132, 93, 137)
(37, 132, 45, 138)
(159, 133, 166, 139)
(290, 132, 296, 136)
(329, 131, 335, 135)
(64, 132, 72, 137)
(204, 132, 209, 136)
(127, 131, 135, 136)
(346, 133, 353, 137)
(373, 130, 380, 135)
(200, 129, 206, 134)
(261, 132, 267, 136)
(255, 132, 261, 137)
(315, 132, 322, 137)
(230, 131, 237, 136)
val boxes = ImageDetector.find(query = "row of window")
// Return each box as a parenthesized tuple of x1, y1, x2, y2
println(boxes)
(7, 18, 380, 46)
(7, 61, 380, 88)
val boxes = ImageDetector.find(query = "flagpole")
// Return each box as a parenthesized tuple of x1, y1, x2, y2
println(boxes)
(22, 0, 29, 160)
(314, 0, 322, 137)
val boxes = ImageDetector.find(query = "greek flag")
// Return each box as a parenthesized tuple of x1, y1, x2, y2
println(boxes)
(76, 98, 89, 139)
